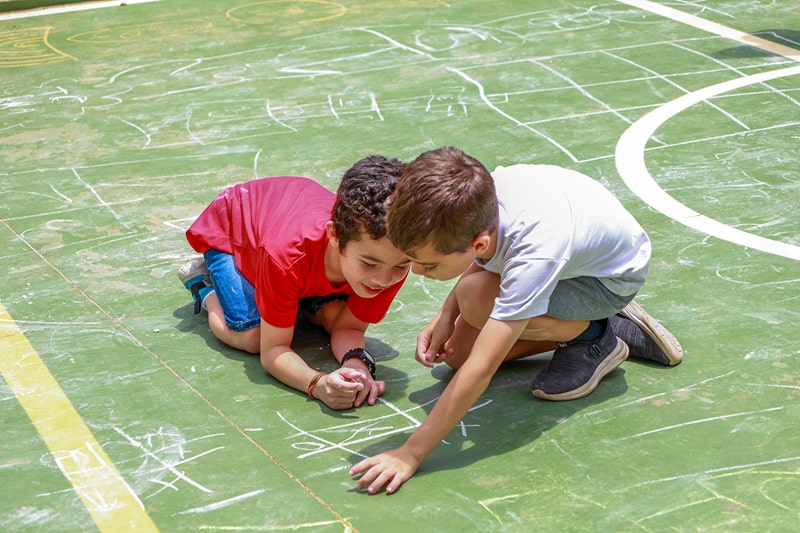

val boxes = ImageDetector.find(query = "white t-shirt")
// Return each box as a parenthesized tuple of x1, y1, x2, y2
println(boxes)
(477, 164, 651, 321)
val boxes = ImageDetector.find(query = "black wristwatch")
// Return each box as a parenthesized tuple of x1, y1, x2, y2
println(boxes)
(340, 347, 376, 379)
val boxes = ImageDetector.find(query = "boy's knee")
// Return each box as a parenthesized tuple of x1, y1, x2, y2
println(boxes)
(444, 359, 463, 370)
(456, 270, 500, 294)
(442, 350, 466, 370)
(307, 300, 349, 334)
(455, 271, 500, 327)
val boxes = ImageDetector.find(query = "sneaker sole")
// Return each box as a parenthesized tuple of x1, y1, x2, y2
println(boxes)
(532, 338, 629, 401)
(620, 300, 683, 366)
(178, 259, 209, 285)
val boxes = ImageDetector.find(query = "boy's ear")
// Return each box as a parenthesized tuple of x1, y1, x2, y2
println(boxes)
(472, 231, 491, 254)
(325, 221, 339, 246)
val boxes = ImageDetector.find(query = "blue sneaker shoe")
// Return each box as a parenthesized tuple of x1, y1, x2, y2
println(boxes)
(178, 259, 213, 314)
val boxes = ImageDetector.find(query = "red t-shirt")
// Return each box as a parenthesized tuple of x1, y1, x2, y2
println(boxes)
(186, 176, 405, 328)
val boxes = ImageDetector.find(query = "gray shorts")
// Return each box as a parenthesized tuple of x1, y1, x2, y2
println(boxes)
(546, 276, 636, 321)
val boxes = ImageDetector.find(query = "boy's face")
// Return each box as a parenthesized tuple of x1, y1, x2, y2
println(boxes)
(338, 236, 411, 298)
(406, 243, 476, 281)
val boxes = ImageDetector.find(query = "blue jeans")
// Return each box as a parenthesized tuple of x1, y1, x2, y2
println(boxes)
(203, 249, 261, 332)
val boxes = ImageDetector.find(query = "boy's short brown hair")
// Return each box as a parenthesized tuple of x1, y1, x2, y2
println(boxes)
(387, 147, 498, 255)
(332, 155, 406, 250)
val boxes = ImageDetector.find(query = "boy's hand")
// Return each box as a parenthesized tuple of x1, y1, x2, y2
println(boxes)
(340, 359, 386, 407)
(317, 368, 385, 409)
(350, 447, 420, 495)
(316, 368, 365, 410)
(416, 318, 454, 368)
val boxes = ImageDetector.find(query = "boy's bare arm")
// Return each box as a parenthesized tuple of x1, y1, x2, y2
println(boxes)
(258, 320, 305, 388)
(327, 306, 370, 360)
(259, 319, 366, 410)
(351, 317, 528, 493)
(328, 306, 386, 406)
(418, 262, 485, 366)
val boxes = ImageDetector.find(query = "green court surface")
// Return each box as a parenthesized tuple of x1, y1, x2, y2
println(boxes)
(1, 0, 799, 531)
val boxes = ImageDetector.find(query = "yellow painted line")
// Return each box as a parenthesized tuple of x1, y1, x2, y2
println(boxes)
(0, 302, 158, 532)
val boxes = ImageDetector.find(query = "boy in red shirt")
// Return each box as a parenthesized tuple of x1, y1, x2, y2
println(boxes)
(178, 155, 411, 410)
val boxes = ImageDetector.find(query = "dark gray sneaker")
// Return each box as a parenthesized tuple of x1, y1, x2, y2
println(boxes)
(532, 320, 628, 401)
(610, 301, 682, 366)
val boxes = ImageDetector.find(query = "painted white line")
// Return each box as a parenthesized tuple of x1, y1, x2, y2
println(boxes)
(615, 0, 800, 261)
(0, 0, 161, 21)
(616, 65, 800, 261)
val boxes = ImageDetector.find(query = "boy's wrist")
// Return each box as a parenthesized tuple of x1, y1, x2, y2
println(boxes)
(340, 347, 376, 379)
(307, 371, 327, 400)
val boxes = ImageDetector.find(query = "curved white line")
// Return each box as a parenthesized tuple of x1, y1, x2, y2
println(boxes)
(616, 65, 800, 261)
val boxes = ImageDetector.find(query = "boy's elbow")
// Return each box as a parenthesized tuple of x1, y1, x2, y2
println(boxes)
(259, 354, 271, 373)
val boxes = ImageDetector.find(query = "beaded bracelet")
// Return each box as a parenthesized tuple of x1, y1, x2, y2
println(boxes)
(307, 371, 327, 400)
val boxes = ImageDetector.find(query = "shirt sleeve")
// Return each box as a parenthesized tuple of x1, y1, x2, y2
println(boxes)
(492, 256, 565, 321)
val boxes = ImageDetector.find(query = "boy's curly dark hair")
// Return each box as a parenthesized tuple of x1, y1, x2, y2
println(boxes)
(331, 155, 407, 250)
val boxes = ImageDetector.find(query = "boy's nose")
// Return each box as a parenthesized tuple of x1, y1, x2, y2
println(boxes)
(372, 269, 394, 287)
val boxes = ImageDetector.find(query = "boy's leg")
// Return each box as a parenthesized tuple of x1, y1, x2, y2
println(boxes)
(202, 249, 262, 354)
(531, 317, 628, 401)
(444, 271, 556, 369)
(178, 259, 214, 314)
(531, 277, 632, 401)
(609, 301, 682, 366)
(299, 294, 350, 334)
(204, 292, 261, 353)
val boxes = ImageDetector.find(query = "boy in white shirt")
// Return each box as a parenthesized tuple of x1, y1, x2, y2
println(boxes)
(350, 146, 682, 494)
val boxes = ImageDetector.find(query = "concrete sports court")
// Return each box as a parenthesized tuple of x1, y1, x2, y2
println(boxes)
(1, 0, 798, 530)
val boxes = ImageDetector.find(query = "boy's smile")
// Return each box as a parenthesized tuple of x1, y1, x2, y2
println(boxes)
(331, 234, 411, 298)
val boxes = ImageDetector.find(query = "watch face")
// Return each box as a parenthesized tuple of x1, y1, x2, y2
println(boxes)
(362, 349, 375, 363)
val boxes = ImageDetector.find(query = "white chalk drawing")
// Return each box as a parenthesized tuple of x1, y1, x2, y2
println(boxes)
(3, 0, 799, 527)
(278, 397, 492, 460)
(109, 425, 224, 498)
(3, 2, 797, 263)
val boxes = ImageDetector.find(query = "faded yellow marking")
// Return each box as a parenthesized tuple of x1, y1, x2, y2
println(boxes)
(227, 0, 347, 25)
(0, 302, 158, 532)
(0, 27, 76, 68)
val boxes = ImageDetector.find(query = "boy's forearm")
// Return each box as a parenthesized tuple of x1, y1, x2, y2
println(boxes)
(402, 318, 527, 463)
(261, 345, 318, 392)
(438, 287, 460, 324)
(330, 326, 377, 380)
(330, 327, 366, 361)
(439, 262, 482, 322)
(259, 320, 318, 392)
(402, 365, 494, 460)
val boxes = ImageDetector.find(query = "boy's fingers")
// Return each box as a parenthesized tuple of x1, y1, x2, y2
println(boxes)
(337, 367, 368, 385)
(385, 472, 405, 494)
(367, 471, 395, 494)
(350, 457, 378, 477)
(353, 388, 367, 408)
